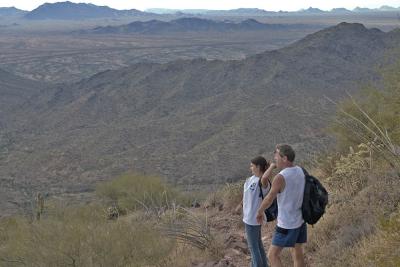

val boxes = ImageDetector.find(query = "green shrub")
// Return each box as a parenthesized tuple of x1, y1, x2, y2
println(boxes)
(0, 204, 174, 267)
(202, 182, 242, 210)
(306, 59, 400, 266)
(96, 173, 190, 212)
(327, 143, 372, 196)
(220, 182, 243, 210)
(329, 62, 400, 173)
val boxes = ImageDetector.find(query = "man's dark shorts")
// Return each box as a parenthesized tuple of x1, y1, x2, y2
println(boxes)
(272, 222, 307, 247)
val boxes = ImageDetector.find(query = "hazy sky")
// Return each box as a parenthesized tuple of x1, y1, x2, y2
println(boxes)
(1, 0, 399, 11)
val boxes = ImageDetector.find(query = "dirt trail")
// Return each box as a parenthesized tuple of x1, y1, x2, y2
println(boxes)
(192, 207, 276, 267)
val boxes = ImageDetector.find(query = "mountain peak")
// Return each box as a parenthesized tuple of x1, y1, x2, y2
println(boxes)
(40, 1, 100, 8)
(308, 22, 382, 38)
(301, 7, 325, 13)
(0, 6, 27, 16)
(283, 22, 387, 60)
(330, 8, 351, 13)
(379, 5, 397, 10)
(24, 1, 143, 20)
(334, 22, 368, 31)
(353, 7, 372, 12)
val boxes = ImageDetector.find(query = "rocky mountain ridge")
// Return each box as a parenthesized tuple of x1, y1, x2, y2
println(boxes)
(24, 1, 151, 20)
(85, 18, 306, 34)
(1, 22, 399, 215)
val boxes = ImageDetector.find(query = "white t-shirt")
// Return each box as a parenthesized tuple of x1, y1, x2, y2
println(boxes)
(242, 175, 270, 226)
(277, 166, 305, 229)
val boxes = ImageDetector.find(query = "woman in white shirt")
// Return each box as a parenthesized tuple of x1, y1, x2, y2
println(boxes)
(236, 156, 275, 267)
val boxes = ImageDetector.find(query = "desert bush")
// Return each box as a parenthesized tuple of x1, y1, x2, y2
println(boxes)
(159, 207, 224, 259)
(326, 143, 372, 197)
(203, 191, 222, 209)
(0, 204, 174, 267)
(219, 182, 243, 210)
(307, 151, 341, 178)
(306, 170, 400, 267)
(202, 181, 243, 211)
(365, 210, 400, 267)
(157, 243, 218, 267)
(329, 62, 400, 174)
(307, 65, 400, 264)
(305, 60, 400, 265)
(0, 174, 219, 267)
(96, 173, 190, 213)
(340, 207, 400, 267)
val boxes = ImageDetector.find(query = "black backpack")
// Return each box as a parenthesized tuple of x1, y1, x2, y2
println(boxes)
(258, 179, 278, 222)
(301, 168, 328, 225)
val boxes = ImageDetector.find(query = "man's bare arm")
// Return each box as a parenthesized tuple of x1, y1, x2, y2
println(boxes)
(260, 163, 276, 188)
(256, 174, 285, 224)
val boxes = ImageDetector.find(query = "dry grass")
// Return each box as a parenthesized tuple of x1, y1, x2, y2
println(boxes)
(220, 182, 243, 211)
(203, 182, 242, 210)
(351, 209, 400, 267)
(306, 61, 400, 266)
(304, 158, 400, 266)
(159, 207, 224, 259)
(0, 204, 174, 267)
(96, 173, 191, 214)
(157, 243, 218, 267)
(0, 174, 214, 267)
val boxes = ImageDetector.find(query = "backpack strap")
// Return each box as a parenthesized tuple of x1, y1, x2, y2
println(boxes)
(258, 177, 279, 222)
(301, 167, 309, 177)
(258, 178, 271, 199)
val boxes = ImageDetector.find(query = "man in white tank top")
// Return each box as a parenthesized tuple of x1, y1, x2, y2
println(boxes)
(256, 144, 306, 267)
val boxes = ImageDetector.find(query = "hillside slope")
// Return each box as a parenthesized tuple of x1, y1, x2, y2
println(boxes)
(1, 23, 400, 215)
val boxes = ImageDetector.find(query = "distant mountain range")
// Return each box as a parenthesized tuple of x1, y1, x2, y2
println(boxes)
(23, 1, 150, 20)
(1, 22, 399, 215)
(147, 6, 400, 15)
(0, 2, 399, 20)
(154, 8, 277, 16)
(0, 7, 27, 17)
(330, 8, 352, 14)
(84, 18, 310, 34)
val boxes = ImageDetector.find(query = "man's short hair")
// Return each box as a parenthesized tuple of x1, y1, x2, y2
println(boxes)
(276, 144, 295, 162)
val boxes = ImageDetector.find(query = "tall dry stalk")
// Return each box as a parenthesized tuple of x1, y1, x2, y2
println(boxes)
(326, 93, 400, 176)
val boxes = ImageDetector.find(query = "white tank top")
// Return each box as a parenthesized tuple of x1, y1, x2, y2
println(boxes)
(242, 175, 270, 225)
(277, 166, 305, 229)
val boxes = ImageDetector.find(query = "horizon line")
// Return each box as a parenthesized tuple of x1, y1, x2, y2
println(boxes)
(0, 2, 399, 13)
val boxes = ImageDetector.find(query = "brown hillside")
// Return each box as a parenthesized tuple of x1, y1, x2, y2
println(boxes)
(1, 23, 399, 214)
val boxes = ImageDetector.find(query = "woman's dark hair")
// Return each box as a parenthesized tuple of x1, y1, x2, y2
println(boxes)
(251, 156, 269, 173)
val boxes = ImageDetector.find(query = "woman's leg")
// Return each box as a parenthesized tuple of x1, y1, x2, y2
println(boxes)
(258, 230, 268, 267)
(245, 224, 268, 267)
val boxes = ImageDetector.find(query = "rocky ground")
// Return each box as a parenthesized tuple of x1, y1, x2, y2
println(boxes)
(191, 206, 275, 267)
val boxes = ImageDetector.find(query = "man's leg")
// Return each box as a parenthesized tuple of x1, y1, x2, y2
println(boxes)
(267, 245, 283, 267)
(291, 223, 307, 267)
(291, 243, 305, 267)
